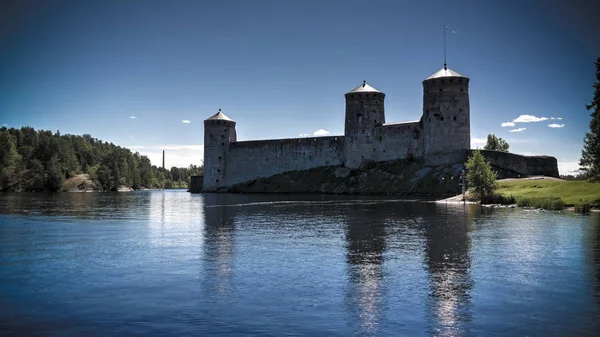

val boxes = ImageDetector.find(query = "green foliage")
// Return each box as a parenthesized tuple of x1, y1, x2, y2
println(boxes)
(465, 150, 498, 200)
(580, 57, 600, 182)
(0, 126, 204, 192)
(480, 193, 515, 205)
(483, 134, 510, 152)
(516, 197, 565, 210)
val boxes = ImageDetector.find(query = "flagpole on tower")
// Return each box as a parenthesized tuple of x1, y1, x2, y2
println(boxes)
(443, 25, 447, 70)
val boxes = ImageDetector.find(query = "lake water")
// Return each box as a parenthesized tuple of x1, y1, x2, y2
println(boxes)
(1, 191, 599, 336)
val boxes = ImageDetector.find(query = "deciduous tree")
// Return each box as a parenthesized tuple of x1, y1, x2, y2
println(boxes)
(483, 134, 510, 152)
(465, 150, 498, 200)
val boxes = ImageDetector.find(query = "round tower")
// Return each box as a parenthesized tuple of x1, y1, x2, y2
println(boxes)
(343, 81, 385, 168)
(421, 66, 470, 157)
(203, 109, 237, 191)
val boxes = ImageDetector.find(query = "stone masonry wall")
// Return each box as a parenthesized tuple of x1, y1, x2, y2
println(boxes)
(374, 122, 423, 162)
(224, 136, 344, 186)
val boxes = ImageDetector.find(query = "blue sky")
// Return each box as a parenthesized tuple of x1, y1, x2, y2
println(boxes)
(1, 0, 599, 174)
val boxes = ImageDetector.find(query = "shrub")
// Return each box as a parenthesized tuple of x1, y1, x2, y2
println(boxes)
(574, 203, 592, 214)
(516, 197, 565, 210)
(481, 193, 516, 205)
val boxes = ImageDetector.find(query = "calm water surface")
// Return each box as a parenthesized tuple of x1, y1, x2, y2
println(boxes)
(1, 191, 599, 336)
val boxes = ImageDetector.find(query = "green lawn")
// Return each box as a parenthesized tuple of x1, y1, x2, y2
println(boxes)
(497, 179, 600, 206)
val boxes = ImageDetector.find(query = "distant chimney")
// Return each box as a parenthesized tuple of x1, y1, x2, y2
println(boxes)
(162, 150, 165, 169)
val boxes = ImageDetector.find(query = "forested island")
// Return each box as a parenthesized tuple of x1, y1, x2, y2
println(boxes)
(0, 126, 202, 192)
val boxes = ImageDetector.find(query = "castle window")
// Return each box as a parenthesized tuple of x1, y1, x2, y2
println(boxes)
(441, 80, 444, 83)
(450, 79, 453, 83)
(459, 109, 463, 112)
(441, 117, 444, 121)
(439, 89, 443, 92)
(216, 179, 219, 183)
(374, 119, 376, 123)
(217, 169, 220, 172)
(221, 134, 224, 138)
(383, 150, 386, 153)
(221, 142, 224, 146)
(218, 156, 222, 160)
(362, 129, 365, 134)
(365, 94, 368, 98)
(373, 148, 376, 151)
(224, 128, 228, 132)
(379, 136, 382, 141)
(375, 101, 378, 104)
(428, 118, 431, 122)
(361, 101, 364, 104)
(460, 88, 463, 92)
(453, 116, 457, 121)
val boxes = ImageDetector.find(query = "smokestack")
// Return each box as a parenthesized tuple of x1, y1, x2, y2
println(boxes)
(162, 150, 165, 169)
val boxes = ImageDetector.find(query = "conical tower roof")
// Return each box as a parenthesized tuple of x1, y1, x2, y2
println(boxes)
(426, 66, 466, 80)
(205, 109, 234, 122)
(346, 80, 382, 94)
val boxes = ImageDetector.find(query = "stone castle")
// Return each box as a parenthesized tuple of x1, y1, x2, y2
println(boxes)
(201, 66, 557, 192)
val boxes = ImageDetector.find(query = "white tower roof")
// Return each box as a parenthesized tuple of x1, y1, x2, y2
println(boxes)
(205, 109, 234, 122)
(426, 66, 466, 79)
(347, 80, 382, 94)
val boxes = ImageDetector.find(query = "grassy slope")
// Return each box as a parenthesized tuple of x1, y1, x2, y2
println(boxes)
(497, 180, 600, 206)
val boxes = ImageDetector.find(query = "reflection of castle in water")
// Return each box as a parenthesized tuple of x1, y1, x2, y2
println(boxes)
(344, 206, 388, 336)
(197, 195, 477, 334)
(423, 203, 474, 336)
(202, 194, 236, 295)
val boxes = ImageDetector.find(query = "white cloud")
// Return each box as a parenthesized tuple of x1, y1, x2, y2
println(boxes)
(298, 133, 310, 137)
(513, 115, 548, 123)
(128, 135, 134, 139)
(558, 161, 580, 176)
(556, 117, 562, 120)
(129, 116, 137, 119)
(471, 137, 486, 145)
(2, 124, 6, 127)
(182, 120, 191, 124)
(509, 127, 527, 133)
(313, 129, 330, 136)
(128, 145, 204, 168)
(548, 124, 564, 128)
(501, 122, 515, 127)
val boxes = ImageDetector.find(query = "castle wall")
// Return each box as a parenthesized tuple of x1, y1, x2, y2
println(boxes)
(479, 150, 559, 178)
(374, 122, 423, 161)
(224, 136, 344, 186)
(425, 150, 559, 178)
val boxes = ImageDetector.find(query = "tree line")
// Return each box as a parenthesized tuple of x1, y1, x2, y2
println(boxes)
(0, 126, 203, 192)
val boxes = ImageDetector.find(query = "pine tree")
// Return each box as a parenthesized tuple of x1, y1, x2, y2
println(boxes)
(580, 57, 600, 182)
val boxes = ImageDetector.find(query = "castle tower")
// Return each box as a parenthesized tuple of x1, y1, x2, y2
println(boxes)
(344, 81, 386, 168)
(421, 66, 470, 158)
(203, 109, 237, 191)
